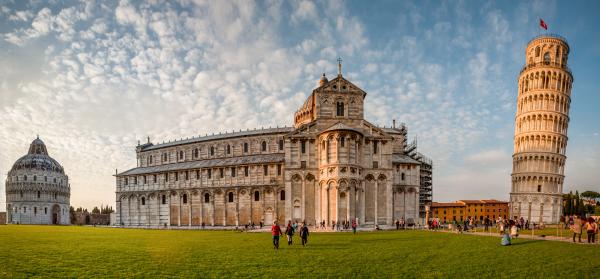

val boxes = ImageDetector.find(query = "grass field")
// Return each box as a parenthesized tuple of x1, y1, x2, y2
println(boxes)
(0, 226, 598, 278)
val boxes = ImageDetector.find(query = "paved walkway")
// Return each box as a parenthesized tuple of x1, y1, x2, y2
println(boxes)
(432, 228, 600, 245)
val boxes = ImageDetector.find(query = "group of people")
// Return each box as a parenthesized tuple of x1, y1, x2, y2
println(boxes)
(317, 220, 357, 232)
(568, 215, 598, 243)
(270, 220, 310, 249)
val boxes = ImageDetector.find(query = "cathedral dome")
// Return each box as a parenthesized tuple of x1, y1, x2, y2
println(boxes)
(10, 137, 64, 174)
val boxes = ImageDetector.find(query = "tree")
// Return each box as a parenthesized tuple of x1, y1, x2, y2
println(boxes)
(581, 190, 600, 200)
(92, 207, 100, 214)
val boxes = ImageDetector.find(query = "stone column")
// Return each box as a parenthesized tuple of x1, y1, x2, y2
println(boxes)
(178, 194, 181, 227)
(347, 188, 351, 222)
(302, 178, 306, 221)
(223, 192, 227, 226)
(189, 193, 192, 227)
(211, 192, 215, 226)
(235, 191, 240, 226)
(360, 181, 366, 225)
(326, 186, 330, 226)
(374, 180, 379, 225)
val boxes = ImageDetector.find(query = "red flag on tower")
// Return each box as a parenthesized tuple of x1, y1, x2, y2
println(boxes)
(540, 19, 548, 30)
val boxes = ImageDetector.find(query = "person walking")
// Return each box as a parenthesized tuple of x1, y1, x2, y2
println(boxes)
(510, 220, 519, 239)
(571, 215, 583, 243)
(352, 219, 357, 234)
(586, 217, 597, 243)
(271, 221, 282, 250)
(286, 220, 294, 245)
(300, 223, 309, 246)
(396, 219, 400, 230)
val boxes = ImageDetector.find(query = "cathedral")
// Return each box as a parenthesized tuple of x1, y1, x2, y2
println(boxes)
(115, 64, 432, 228)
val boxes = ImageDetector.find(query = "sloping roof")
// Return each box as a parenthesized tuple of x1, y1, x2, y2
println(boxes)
(431, 202, 465, 208)
(480, 199, 509, 204)
(117, 153, 285, 176)
(458, 200, 484, 204)
(392, 154, 421, 164)
(321, 122, 364, 134)
(142, 127, 294, 151)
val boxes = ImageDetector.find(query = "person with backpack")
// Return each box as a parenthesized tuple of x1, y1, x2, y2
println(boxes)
(300, 222, 310, 246)
(285, 220, 294, 245)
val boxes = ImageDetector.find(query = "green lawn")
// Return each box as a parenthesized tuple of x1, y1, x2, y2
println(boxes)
(0, 226, 598, 278)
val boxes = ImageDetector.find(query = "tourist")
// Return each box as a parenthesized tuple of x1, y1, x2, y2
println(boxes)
(300, 223, 310, 246)
(400, 218, 405, 230)
(352, 219, 357, 234)
(271, 221, 282, 250)
(585, 217, 597, 243)
(510, 220, 519, 239)
(498, 219, 505, 235)
(501, 231, 511, 246)
(396, 219, 400, 230)
(332, 220, 336, 231)
(286, 221, 294, 245)
(571, 215, 583, 243)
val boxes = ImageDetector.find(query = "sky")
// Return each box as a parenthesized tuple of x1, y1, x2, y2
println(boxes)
(1, 0, 599, 210)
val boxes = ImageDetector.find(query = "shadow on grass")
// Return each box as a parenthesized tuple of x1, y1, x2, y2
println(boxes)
(510, 239, 544, 246)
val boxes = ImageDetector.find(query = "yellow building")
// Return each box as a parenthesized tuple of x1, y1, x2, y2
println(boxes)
(431, 200, 508, 223)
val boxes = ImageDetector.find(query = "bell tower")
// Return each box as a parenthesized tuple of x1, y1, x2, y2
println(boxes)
(510, 34, 573, 224)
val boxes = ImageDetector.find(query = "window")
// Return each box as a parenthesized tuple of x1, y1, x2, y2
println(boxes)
(336, 102, 344, 116)
(182, 194, 188, 204)
(163, 153, 168, 162)
(279, 139, 283, 150)
(301, 141, 306, 153)
(341, 137, 345, 147)
(134, 177, 137, 184)
(537, 185, 542, 192)
(210, 146, 215, 156)
(401, 173, 405, 181)
(44, 208, 47, 214)
(220, 168, 224, 178)
(165, 173, 169, 182)
(194, 148, 199, 158)
(535, 46, 540, 57)
(254, 191, 260, 201)
(149, 155, 153, 164)
(231, 167, 236, 177)
(204, 193, 210, 203)
(162, 195, 166, 204)
(34, 207, 37, 214)
(179, 151, 184, 160)
(24, 207, 26, 213)
(543, 52, 550, 63)
(175, 172, 179, 181)
(37, 191, 40, 198)
(143, 176, 147, 184)
(244, 142, 249, 153)
(24, 175, 27, 181)
(373, 141, 378, 154)
(228, 192, 234, 203)
(34, 175, 37, 181)
(263, 165, 268, 176)
(227, 144, 231, 155)
(373, 161, 378, 169)
(301, 161, 306, 168)
(141, 197, 145, 205)
(277, 164, 282, 176)
(196, 170, 200, 180)
(244, 166, 249, 177)
(153, 174, 157, 183)
(54, 193, 57, 199)
(185, 171, 189, 180)
(208, 169, 212, 179)
(281, 190, 285, 200)
(262, 141, 267, 152)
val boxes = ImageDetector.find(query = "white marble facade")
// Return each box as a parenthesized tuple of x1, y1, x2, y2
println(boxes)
(116, 70, 431, 228)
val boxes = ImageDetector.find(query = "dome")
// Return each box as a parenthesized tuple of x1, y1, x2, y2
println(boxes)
(10, 137, 64, 174)
(318, 73, 328, 87)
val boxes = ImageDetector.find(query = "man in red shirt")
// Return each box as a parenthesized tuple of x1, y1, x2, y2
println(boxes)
(271, 221, 283, 249)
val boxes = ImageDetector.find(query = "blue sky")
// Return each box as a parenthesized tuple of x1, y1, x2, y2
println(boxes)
(0, 0, 599, 209)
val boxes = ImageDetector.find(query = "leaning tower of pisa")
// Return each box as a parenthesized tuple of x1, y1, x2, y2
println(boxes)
(510, 34, 573, 224)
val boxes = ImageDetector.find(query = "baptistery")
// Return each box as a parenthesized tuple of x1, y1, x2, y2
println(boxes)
(5, 137, 70, 224)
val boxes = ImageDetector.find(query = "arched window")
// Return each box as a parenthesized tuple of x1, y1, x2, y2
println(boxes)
(210, 146, 215, 156)
(226, 144, 231, 155)
(340, 137, 345, 147)
(254, 191, 260, 201)
(401, 173, 405, 181)
(153, 174, 157, 183)
(373, 141, 378, 154)
(33, 175, 37, 181)
(543, 52, 550, 63)
(54, 193, 57, 199)
(44, 208, 47, 214)
(162, 195, 166, 204)
(301, 140, 306, 153)
(262, 141, 267, 152)
(228, 192, 234, 203)
(182, 194, 188, 204)
(336, 102, 344, 116)
(24, 175, 27, 181)
(280, 190, 285, 201)
(244, 143, 249, 153)
(37, 191, 40, 198)
(231, 167, 236, 177)
(141, 197, 145, 205)
(279, 139, 284, 150)
(179, 151, 184, 160)
(34, 207, 37, 215)
(535, 46, 540, 57)
(194, 148, 199, 158)
(537, 185, 542, 192)
(204, 193, 210, 203)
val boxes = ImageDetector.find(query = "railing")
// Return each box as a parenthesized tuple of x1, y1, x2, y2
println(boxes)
(527, 33, 569, 47)
(519, 61, 572, 77)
